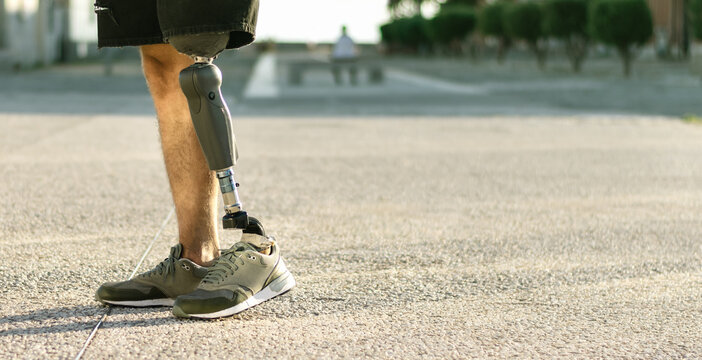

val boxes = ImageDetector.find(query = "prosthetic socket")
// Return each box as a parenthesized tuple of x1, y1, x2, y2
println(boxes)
(171, 33, 251, 231)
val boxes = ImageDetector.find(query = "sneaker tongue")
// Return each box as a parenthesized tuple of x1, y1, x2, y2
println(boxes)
(171, 243, 184, 259)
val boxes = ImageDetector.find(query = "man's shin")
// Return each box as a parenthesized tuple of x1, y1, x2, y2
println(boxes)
(172, 33, 256, 233)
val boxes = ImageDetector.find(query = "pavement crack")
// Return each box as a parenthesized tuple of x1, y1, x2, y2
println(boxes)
(73, 208, 174, 360)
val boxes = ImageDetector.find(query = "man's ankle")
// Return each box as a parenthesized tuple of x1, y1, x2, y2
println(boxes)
(182, 246, 219, 267)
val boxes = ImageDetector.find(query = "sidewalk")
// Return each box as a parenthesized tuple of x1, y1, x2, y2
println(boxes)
(1, 112, 701, 358)
(3, 53, 702, 117)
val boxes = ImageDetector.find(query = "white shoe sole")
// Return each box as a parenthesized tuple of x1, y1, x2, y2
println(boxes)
(102, 298, 175, 307)
(188, 271, 296, 319)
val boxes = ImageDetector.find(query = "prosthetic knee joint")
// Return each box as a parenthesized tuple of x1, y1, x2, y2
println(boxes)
(171, 33, 260, 233)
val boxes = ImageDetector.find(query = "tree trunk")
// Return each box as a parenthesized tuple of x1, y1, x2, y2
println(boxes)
(530, 42, 546, 70)
(537, 51, 546, 70)
(497, 38, 509, 64)
(565, 36, 587, 73)
(572, 57, 583, 73)
(469, 40, 480, 63)
(618, 46, 632, 77)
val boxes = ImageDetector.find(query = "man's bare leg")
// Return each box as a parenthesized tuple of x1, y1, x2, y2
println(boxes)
(96, 41, 296, 315)
(140, 44, 219, 266)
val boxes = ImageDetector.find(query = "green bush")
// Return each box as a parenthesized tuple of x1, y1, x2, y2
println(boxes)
(430, 6, 477, 45)
(503, 2, 543, 44)
(478, 1, 511, 62)
(543, 0, 588, 38)
(380, 22, 398, 45)
(380, 16, 431, 52)
(478, 1, 508, 38)
(399, 16, 432, 49)
(589, 0, 653, 76)
(503, 1, 547, 69)
(689, 0, 702, 41)
(442, 0, 482, 8)
(543, 0, 589, 72)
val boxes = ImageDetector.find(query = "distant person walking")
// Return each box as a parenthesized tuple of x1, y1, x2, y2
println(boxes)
(331, 26, 359, 85)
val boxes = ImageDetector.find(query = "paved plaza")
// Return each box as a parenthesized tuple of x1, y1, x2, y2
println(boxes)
(0, 53, 701, 358)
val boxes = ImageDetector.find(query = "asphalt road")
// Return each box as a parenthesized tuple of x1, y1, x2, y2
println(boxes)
(0, 55, 701, 358)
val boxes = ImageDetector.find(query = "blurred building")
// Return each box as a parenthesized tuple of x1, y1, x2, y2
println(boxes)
(0, 0, 97, 70)
(647, 0, 688, 58)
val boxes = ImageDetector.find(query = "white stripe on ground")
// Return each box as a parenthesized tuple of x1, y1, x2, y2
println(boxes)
(74, 208, 175, 360)
(385, 68, 488, 95)
(128, 208, 175, 279)
(243, 53, 280, 99)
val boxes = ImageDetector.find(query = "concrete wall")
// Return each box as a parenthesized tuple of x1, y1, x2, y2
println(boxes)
(0, 0, 100, 69)
(0, 0, 66, 69)
(63, 0, 97, 60)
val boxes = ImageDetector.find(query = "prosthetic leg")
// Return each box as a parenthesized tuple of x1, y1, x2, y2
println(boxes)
(170, 33, 264, 235)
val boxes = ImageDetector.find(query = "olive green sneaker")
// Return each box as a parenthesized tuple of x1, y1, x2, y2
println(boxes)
(95, 244, 208, 307)
(172, 234, 295, 319)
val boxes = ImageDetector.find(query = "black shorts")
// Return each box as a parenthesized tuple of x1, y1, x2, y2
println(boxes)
(95, 0, 259, 49)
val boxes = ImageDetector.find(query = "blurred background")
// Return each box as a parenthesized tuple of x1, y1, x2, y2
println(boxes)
(0, 0, 701, 118)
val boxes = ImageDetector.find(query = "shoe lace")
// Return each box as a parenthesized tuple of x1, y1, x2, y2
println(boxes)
(140, 245, 178, 278)
(201, 244, 247, 284)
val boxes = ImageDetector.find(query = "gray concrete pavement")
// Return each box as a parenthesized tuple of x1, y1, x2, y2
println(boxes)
(1, 54, 702, 358)
(1, 111, 701, 358)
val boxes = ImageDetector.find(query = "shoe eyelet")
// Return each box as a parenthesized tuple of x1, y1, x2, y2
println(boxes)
(182, 264, 191, 271)
(247, 255, 257, 261)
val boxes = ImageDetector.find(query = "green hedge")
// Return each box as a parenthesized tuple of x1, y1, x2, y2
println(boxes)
(503, 2, 544, 44)
(380, 16, 431, 51)
(589, 0, 653, 76)
(543, 0, 589, 72)
(690, 0, 702, 41)
(380, 22, 398, 45)
(503, 2, 547, 68)
(442, 0, 482, 8)
(478, 1, 511, 62)
(478, 1, 509, 38)
(589, 0, 652, 48)
(543, 0, 588, 38)
(429, 6, 477, 45)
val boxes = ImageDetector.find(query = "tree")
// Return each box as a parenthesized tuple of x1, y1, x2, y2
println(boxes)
(380, 22, 400, 50)
(380, 16, 432, 53)
(478, 1, 512, 63)
(543, 0, 589, 72)
(430, 6, 477, 54)
(503, 2, 548, 69)
(441, 0, 483, 8)
(589, 0, 653, 76)
(689, 0, 702, 41)
(388, 0, 433, 18)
